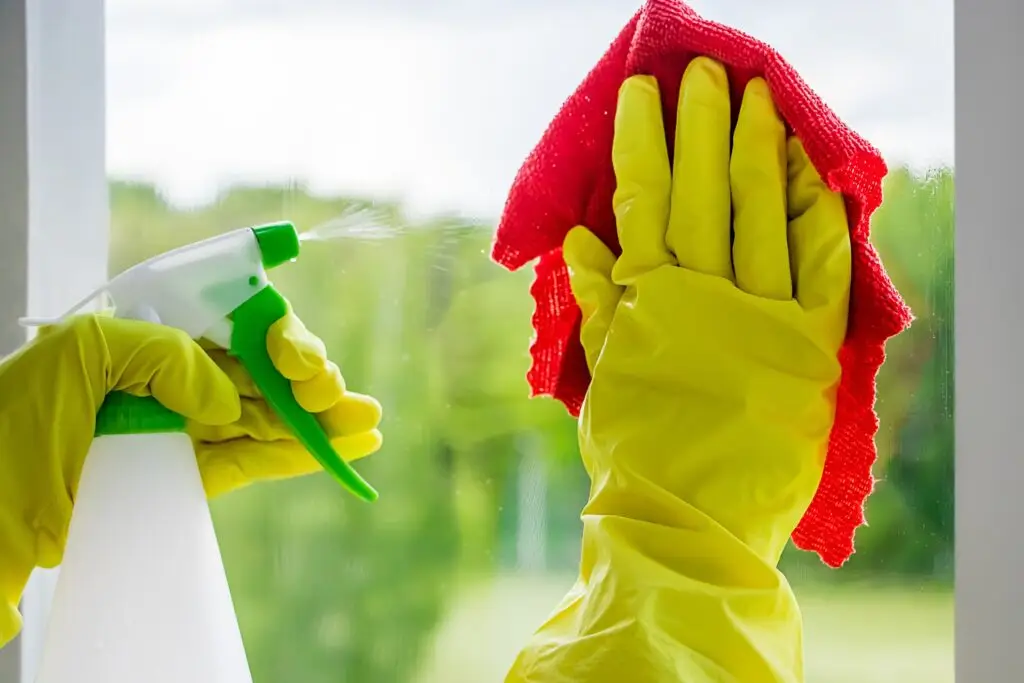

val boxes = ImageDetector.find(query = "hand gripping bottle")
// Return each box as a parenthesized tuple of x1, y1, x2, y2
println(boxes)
(19, 222, 375, 683)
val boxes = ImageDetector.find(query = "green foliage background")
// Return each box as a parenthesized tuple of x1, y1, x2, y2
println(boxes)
(107, 165, 954, 682)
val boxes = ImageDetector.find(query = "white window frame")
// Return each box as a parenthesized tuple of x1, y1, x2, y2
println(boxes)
(0, 1, 108, 682)
(0, 0, 1013, 681)
(954, 0, 1019, 679)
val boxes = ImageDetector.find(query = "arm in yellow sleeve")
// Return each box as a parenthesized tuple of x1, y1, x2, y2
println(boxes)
(0, 311, 382, 648)
(505, 57, 850, 683)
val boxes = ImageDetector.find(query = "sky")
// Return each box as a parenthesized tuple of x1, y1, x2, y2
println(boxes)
(105, 0, 954, 218)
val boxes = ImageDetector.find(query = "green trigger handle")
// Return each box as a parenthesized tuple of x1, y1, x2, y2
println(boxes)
(229, 285, 379, 502)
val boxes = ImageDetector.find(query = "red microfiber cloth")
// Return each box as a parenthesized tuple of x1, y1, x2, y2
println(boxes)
(491, 0, 913, 567)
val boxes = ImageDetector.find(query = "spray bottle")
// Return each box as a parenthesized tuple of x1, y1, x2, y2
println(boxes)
(19, 221, 375, 683)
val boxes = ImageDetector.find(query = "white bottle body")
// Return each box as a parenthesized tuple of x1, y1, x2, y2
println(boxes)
(34, 433, 253, 683)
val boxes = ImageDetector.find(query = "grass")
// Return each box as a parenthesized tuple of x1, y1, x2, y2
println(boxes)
(413, 574, 953, 683)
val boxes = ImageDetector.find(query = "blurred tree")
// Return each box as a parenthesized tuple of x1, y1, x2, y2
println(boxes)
(863, 169, 955, 578)
(425, 225, 578, 577)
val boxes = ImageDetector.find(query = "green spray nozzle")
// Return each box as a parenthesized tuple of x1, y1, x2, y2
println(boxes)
(230, 222, 378, 502)
(252, 222, 300, 269)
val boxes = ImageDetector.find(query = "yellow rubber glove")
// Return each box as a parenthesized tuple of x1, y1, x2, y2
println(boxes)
(505, 57, 850, 683)
(0, 311, 382, 648)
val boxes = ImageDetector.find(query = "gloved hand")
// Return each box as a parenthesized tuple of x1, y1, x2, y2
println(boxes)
(505, 57, 850, 683)
(0, 311, 382, 647)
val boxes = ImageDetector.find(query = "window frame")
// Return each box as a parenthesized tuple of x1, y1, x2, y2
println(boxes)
(0, 0, 1011, 680)
(953, 0, 1019, 679)
(0, 2, 109, 682)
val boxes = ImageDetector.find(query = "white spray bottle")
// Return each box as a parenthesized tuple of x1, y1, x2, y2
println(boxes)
(18, 222, 378, 683)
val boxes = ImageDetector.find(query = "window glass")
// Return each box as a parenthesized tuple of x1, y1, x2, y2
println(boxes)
(106, 2, 954, 681)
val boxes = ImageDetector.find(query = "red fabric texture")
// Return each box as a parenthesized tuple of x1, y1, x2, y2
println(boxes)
(490, 0, 913, 567)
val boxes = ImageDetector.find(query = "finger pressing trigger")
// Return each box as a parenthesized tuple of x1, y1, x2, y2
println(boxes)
(267, 314, 328, 382)
(292, 362, 347, 413)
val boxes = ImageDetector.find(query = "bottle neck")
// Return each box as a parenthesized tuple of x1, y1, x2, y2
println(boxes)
(94, 392, 187, 436)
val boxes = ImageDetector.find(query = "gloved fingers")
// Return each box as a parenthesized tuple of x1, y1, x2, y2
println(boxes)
(202, 347, 261, 399)
(786, 137, 852, 324)
(316, 391, 383, 438)
(197, 440, 318, 498)
(610, 75, 674, 285)
(196, 429, 382, 499)
(100, 317, 241, 426)
(564, 225, 624, 372)
(266, 313, 328, 382)
(730, 77, 792, 301)
(203, 336, 347, 411)
(291, 361, 347, 413)
(666, 57, 734, 281)
(190, 391, 381, 444)
(188, 399, 282, 443)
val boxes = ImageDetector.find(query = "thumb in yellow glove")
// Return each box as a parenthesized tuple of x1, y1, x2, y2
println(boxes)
(506, 57, 850, 683)
(0, 310, 383, 647)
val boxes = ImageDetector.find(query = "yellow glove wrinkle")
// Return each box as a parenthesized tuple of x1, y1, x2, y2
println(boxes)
(267, 314, 329, 381)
